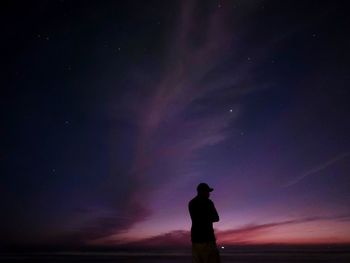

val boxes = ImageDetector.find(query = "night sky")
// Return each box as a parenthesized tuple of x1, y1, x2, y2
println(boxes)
(2, 0, 350, 249)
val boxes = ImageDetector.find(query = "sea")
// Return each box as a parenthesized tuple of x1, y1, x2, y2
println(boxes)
(2, 247, 350, 263)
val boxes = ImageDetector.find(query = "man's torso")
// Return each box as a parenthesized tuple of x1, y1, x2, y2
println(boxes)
(188, 196, 217, 243)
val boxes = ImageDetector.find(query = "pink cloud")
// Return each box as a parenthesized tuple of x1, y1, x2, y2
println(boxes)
(115, 214, 350, 247)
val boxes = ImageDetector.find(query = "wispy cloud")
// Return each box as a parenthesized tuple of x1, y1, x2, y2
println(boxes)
(102, 1, 258, 239)
(124, 230, 190, 248)
(68, 1, 268, 244)
(64, 1, 240, 244)
(284, 152, 350, 187)
(218, 214, 350, 244)
(118, 214, 350, 247)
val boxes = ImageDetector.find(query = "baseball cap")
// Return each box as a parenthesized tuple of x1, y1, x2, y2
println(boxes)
(197, 183, 214, 192)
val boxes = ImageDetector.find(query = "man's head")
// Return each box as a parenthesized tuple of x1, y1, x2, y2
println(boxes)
(197, 183, 213, 198)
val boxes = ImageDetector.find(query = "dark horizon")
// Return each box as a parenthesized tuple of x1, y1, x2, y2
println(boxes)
(3, 243, 350, 253)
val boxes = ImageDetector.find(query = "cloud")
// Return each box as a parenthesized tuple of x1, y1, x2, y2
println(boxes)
(106, 2, 245, 234)
(52, 202, 151, 246)
(123, 0, 260, 214)
(59, 0, 238, 244)
(67, 1, 266, 245)
(124, 230, 190, 248)
(119, 214, 350, 247)
(219, 214, 350, 244)
(284, 152, 350, 187)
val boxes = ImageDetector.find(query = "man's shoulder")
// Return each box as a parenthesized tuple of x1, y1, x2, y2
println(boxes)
(189, 196, 204, 208)
(189, 196, 197, 205)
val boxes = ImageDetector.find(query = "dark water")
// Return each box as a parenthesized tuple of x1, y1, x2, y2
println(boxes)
(2, 251, 350, 263)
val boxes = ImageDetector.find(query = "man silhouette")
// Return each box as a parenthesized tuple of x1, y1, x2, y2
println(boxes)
(188, 183, 220, 263)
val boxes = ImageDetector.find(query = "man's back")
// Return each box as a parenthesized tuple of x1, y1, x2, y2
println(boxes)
(188, 195, 219, 243)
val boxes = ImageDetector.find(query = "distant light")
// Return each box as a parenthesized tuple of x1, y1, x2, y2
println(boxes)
(229, 109, 233, 113)
(221, 246, 225, 249)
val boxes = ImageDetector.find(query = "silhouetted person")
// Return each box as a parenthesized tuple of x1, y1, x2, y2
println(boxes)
(189, 183, 220, 263)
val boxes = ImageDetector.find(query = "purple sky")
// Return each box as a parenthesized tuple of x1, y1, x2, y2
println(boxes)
(2, 0, 350, 249)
